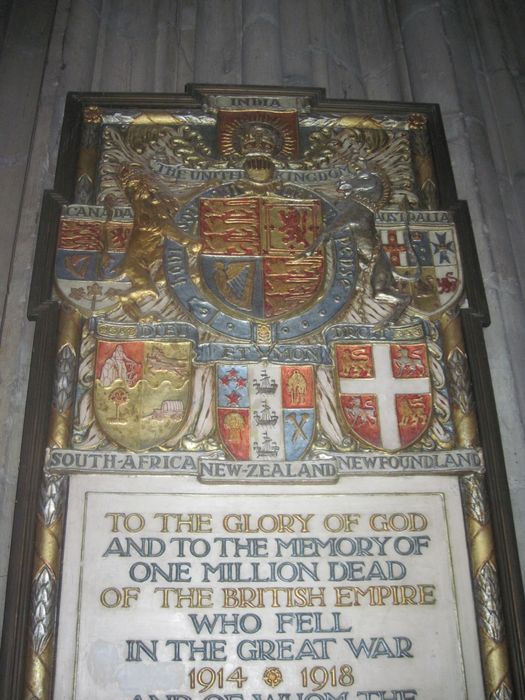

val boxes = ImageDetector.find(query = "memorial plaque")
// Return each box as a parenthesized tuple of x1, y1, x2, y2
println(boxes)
(1, 86, 524, 699)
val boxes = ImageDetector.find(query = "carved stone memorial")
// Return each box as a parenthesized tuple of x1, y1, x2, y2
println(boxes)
(1, 86, 524, 699)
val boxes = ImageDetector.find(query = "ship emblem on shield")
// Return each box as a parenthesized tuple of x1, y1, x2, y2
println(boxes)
(93, 331, 192, 451)
(217, 363, 315, 460)
(199, 195, 324, 320)
(335, 339, 432, 452)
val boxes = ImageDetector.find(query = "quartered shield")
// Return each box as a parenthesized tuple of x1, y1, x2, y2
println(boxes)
(199, 196, 324, 320)
(217, 363, 315, 460)
(93, 333, 192, 451)
(335, 340, 432, 452)
(376, 210, 463, 316)
(55, 206, 133, 315)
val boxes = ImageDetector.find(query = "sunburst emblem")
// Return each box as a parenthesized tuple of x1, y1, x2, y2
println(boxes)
(219, 111, 298, 160)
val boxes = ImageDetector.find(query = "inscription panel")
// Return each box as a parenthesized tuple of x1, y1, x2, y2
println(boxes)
(54, 476, 483, 700)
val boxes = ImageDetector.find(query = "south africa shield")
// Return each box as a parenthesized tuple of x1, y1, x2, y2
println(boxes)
(93, 330, 192, 451)
(55, 205, 133, 315)
(217, 363, 315, 460)
(199, 196, 324, 319)
(335, 338, 432, 452)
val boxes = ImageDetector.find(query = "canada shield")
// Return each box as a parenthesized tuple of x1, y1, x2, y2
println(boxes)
(93, 334, 192, 451)
(55, 207, 133, 315)
(217, 363, 315, 460)
(335, 340, 432, 451)
(199, 196, 324, 319)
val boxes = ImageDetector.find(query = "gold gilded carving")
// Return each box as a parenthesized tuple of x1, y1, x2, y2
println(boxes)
(116, 164, 216, 320)
(25, 307, 81, 698)
(48, 306, 82, 448)
(263, 667, 283, 687)
(130, 113, 188, 126)
(408, 113, 427, 131)
(442, 311, 479, 448)
(409, 113, 438, 210)
(81, 106, 101, 126)
(217, 109, 299, 161)
(25, 476, 66, 700)
(257, 324, 272, 343)
(461, 474, 513, 699)
(83, 106, 102, 124)
(75, 108, 103, 203)
(127, 122, 213, 162)
(334, 115, 384, 130)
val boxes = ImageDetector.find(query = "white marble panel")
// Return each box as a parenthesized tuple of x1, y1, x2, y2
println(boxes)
(54, 474, 484, 699)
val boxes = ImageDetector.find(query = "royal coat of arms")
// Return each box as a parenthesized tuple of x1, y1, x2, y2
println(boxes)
(199, 195, 323, 319)
(58, 102, 459, 458)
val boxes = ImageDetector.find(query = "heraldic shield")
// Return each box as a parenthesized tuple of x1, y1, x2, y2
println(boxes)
(199, 195, 324, 319)
(93, 331, 192, 451)
(55, 207, 133, 315)
(217, 363, 315, 461)
(376, 210, 463, 317)
(335, 337, 432, 452)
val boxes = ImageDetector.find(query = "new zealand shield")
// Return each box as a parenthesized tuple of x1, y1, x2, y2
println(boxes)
(217, 363, 315, 460)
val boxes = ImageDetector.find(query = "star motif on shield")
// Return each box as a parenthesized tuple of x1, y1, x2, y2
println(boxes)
(431, 232, 454, 263)
(226, 389, 242, 406)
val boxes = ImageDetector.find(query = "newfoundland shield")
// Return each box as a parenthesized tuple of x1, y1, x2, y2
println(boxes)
(93, 333, 192, 451)
(335, 340, 432, 451)
(217, 363, 315, 461)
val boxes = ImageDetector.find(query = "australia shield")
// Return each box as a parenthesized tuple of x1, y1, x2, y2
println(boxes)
(217, 363, 315, 460)
(93, 333, 192, 451)
(335, 340, 432, 451)
(199, 196, 324, 319)
(55, 207, 133, 315)
(376, 210, 462, 316)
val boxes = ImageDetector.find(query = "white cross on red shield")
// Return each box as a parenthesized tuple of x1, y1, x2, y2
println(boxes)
(335, 341, 432, 451)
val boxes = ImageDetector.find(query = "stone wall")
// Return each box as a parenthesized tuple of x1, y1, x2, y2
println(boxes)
(1, 0, 524, 629)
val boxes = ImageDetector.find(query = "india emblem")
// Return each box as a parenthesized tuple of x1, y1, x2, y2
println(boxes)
(334, 330, 432, 452)
(93, 323, 192, 451)
(199, 195, 324, 319)
(217, 363, 315, 461)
